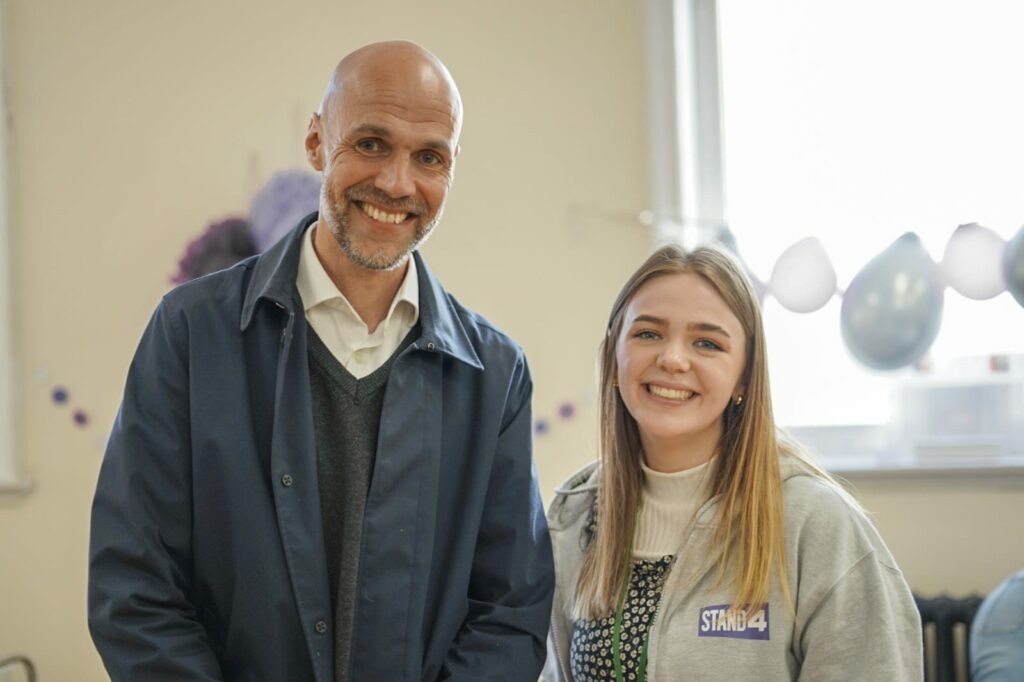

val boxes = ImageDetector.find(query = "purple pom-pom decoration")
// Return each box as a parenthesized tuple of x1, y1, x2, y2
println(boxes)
(172, 217, 256, 284)
(250, 169, 322, 252)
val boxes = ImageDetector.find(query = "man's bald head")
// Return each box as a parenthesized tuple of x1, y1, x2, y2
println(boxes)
(318, 41, 463, 144)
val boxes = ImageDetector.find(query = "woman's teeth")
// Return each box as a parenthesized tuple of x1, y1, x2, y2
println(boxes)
(360, 202, 409, 224)
(647, 385, 695, 400)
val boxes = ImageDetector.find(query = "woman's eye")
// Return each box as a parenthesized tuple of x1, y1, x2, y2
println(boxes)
(634, 330, 660, 340)
(696, 338, 723, 351)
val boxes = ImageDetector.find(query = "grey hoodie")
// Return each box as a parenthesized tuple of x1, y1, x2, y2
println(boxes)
(541, 456, 923, 681)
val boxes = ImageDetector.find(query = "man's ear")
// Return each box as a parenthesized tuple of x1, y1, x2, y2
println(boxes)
(305, 113, 325, 172)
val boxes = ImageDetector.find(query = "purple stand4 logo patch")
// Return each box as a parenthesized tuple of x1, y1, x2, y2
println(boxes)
(697, 603, 770, 640)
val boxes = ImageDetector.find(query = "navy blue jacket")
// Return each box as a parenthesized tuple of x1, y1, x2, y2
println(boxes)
(88, 214, 555, 681)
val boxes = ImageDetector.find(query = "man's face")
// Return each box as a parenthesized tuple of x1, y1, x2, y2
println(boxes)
(307, 77, 460, 271)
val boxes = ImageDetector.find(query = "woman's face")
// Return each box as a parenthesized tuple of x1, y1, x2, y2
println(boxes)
(615, 272, 747, 464)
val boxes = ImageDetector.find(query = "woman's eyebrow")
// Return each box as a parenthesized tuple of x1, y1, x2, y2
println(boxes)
(631, 314, 668, 326)
(688, 321, 731, 338)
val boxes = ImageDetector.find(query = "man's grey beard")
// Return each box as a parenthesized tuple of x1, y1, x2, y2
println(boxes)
(322, 181, 442, 272)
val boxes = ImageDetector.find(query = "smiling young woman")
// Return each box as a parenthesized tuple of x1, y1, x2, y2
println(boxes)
(542, 245, 923, 681)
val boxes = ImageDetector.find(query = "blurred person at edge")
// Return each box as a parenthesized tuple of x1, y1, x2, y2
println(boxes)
(542, 245, 923, 681)
(971, 569, 1024, 681)
(88, 41, 554, 682)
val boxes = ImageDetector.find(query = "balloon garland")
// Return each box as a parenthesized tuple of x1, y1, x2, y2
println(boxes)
(759, 222, 1023, 372)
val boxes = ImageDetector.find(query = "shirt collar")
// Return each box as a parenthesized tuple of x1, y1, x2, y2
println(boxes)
(241, 214, 482, 371)
(296, 223, 420, 331)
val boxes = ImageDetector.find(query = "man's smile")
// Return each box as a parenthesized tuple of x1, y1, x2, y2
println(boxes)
(356, 200, 413, 225)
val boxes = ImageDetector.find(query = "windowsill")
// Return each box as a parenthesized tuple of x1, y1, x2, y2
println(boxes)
(822, 454, 1024, 480)
(0, 477, 34, 495)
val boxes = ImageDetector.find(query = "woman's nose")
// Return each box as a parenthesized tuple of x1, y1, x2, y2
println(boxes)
(657, 343, 691, 373)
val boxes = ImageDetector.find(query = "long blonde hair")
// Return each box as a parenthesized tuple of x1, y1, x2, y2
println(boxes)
(573, 244, 842, 620)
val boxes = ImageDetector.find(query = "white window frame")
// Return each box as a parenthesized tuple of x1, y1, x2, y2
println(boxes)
(0, 2, 27, 494)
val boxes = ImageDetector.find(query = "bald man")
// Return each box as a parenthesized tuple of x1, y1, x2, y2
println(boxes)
(89, 42, 555, 682)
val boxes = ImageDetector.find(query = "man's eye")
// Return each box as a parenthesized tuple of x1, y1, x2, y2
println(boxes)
(356, 139, 381, 153)
(419, 151, 442, 166)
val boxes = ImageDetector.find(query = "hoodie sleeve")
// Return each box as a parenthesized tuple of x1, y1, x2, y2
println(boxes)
(788, 478, 923, 681)
(796, 550, 923, 680)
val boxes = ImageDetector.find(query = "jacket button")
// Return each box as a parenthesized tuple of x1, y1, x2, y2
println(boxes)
(426, 342, 436, 351)
(281, 474, 293, 487)
(315, 620, 327, 634)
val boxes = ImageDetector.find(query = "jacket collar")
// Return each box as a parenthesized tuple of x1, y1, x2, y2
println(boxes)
(240, 212, 483, 370)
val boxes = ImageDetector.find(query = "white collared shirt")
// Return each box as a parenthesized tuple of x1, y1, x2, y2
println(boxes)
(296, 226, 419, 379)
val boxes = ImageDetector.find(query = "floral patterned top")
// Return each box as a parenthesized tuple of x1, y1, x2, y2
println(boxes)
(569, 555, 675, 681)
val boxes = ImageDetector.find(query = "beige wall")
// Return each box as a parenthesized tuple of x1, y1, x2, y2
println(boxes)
(0, 1, 1020, 680)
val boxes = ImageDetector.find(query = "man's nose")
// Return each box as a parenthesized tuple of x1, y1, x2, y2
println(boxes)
(374, 155, 416, 199)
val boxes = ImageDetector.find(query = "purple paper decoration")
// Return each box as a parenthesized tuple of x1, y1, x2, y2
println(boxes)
(172, 217, 256, 284)
(73, 410, 89, 427)
(250, 169, 322, 252)
(52, 387, 68, 404)
(558, 402, 576, 420)
(534, 419, 550, 436)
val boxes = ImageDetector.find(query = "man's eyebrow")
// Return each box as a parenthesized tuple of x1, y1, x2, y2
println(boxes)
(351, 123, 391, 138)
(688, 321, 731, 338)
(422, 138, 454, 155)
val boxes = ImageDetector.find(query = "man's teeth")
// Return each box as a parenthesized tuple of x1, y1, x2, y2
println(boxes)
(361, 203, 409, 224)
(648, 385, 695, 400)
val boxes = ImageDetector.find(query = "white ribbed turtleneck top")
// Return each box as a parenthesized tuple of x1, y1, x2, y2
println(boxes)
(633, 456, 717, 560)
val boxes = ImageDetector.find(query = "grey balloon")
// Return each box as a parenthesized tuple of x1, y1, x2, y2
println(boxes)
(841, 233, 944, 371)
(1005, 224, 1024, 309)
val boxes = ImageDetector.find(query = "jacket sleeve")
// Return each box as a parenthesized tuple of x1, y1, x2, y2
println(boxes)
(439, 354, 556, 682)
(796, 550, 924, 681)
(88, 300, 224, 681)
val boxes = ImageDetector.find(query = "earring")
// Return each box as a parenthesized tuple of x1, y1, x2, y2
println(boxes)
(734, 395, 744, 406)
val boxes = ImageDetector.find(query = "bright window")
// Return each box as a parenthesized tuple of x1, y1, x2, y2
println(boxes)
(716, 0, 1024, 444)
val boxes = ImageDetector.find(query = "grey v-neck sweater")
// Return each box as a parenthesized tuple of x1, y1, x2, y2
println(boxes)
(307, 326, 416, 681)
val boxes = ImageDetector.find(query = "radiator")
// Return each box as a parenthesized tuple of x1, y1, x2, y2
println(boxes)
(915, 594, 985, 682)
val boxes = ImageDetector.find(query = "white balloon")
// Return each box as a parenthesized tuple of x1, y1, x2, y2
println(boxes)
(941, 223, 1007, 300)
(768, 237, 837, 313)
